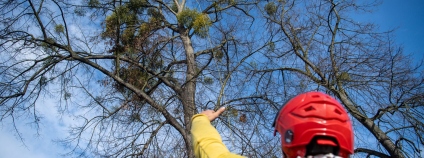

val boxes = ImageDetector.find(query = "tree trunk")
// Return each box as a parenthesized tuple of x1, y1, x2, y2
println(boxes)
(180, 31, 197, 158)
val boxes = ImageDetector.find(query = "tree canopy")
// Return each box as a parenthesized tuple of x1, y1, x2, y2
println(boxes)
(0, 0, 423, 157)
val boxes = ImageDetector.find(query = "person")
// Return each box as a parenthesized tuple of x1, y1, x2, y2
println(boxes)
(191, 91, 354, 158)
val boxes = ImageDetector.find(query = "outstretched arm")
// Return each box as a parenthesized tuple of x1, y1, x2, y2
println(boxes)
(191, 107, 244, 158)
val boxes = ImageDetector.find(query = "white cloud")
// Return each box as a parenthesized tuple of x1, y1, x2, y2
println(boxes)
(0, 130, 48, 158)
(0, 96, 82, 158)
(0, 118, 65, 158)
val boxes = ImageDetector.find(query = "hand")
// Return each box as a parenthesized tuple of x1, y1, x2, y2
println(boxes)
(200, 107, 226, 122)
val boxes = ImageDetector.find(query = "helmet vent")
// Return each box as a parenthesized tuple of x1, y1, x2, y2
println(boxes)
(304, 106, 316, 112)
(312, 94, 320, 98)
(334, 109, 342, 115)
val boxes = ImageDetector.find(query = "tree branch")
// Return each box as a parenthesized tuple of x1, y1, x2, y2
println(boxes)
(354, 148, 391, 158)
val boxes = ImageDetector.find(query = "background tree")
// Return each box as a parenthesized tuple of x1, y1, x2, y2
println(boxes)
(258, 0, 424, 157)
(0, 0, 423, 157)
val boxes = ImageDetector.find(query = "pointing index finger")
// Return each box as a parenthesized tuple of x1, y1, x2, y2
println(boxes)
(215, 107, 226, 116)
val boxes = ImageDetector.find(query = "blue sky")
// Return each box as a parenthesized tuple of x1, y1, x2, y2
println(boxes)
(357, 0, 424, 63)
(1, 1, 423, 157)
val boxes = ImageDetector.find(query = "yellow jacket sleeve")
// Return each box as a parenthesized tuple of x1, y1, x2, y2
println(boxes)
(191, 114, 245, 158)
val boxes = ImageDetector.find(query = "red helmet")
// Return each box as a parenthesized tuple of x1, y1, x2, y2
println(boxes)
(273, 91, 354, 157)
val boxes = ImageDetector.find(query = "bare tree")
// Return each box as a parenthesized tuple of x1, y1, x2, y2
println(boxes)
(0, 0, 261, 157)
